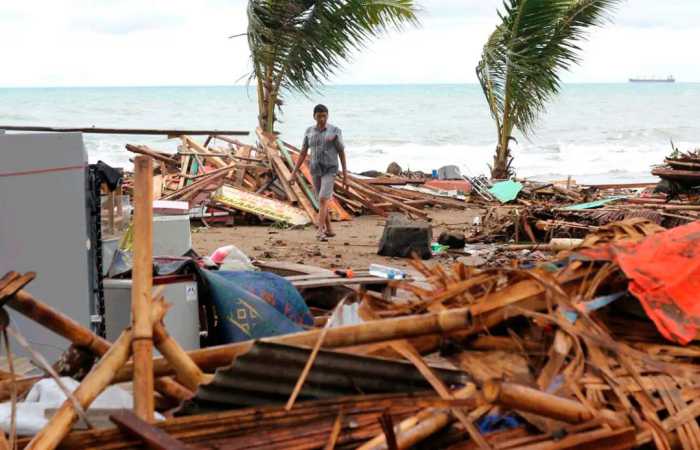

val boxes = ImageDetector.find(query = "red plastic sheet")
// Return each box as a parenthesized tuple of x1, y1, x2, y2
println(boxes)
(580, 221, 700, 344)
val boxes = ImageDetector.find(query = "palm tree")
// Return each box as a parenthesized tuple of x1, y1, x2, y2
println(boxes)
(476, 0, 622, 179)
(247, 0, 420, 132)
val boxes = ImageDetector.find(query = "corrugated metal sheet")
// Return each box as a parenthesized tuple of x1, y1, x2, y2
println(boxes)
(185, 342, 470, 412)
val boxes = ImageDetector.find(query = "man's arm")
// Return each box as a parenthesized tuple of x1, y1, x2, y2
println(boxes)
(289, 136, 309, 185)
(336, 128, 348, 188)
(339, 149, 348, 189)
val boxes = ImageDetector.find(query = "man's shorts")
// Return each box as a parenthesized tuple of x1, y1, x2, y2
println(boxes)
(312, 172, 335, 199)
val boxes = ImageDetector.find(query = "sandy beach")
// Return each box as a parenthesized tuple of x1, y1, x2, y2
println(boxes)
(192, 208, 481, 271)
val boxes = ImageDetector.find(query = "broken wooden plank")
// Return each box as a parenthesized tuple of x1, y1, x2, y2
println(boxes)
(0, 271, 36, 305)
(125, 145, 179, 166)
(109, 410, 192, 450)
(211, 185, 311, 226)
(258, 129, 318, 224)
(182, 136, 229, 170)
(279, 140, 319, 210)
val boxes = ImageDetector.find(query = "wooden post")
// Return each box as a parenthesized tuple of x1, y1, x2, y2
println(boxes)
(132, 156, 155, 421)
(25, 330, 135, 450)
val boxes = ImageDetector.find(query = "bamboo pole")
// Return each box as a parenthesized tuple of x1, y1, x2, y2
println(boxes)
(4, 289, 191, 402)
(0, 431, 8, 450)
(483, 381, 627, 428)
(154, 378, 194, 402)
(153, 322, 210, 391)
(25, 329, 135, 450)
(7, 290, 110, 355)
(132, 155, 155, 421)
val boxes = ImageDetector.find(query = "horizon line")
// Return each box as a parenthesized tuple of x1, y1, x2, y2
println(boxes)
(0, 81, 698, 89)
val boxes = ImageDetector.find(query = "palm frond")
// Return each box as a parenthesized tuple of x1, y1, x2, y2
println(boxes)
(477, 0, 622, 137)
(248, 0, 420, 129)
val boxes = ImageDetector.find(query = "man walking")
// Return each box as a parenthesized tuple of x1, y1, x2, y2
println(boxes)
(289, 104, 348, 241)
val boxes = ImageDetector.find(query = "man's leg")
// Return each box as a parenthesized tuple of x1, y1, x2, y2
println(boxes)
(312, 173, 326, 235)
(325, 208, 333, 236)
(321, 173, 336, 236)
(319, 197, 329, 236)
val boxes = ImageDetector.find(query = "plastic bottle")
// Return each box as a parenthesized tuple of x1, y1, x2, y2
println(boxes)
(369, 263, 407, 280)
(210, 245, 257, 271)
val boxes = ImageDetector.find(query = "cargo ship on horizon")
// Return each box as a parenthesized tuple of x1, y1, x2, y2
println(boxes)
(629, 75, 675, 83)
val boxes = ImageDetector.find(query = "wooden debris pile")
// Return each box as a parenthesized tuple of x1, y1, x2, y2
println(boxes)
(4, 217, 700, 449)
(460, 176, 696, 250)
(466, 195, 698, 248)
(347, 223, 700, 449)
(121, 130, 465, 226)
(653, 147, 700, 193)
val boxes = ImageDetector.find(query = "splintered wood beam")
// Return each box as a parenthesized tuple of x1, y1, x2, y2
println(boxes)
(0, 125, 248, 136)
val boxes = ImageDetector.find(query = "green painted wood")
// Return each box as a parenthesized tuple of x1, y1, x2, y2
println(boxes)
(278, 139, 320, 210)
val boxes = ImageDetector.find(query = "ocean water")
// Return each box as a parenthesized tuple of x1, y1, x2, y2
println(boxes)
(0, 83, 698, 183)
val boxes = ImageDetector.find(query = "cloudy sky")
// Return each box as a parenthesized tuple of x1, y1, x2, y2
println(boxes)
(0, 0, 696, 87)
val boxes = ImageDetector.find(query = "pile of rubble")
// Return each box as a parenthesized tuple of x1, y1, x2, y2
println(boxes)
(653, 147, 700, 198)
(6, 216, 700, 449)
(121, 130, 466, 227)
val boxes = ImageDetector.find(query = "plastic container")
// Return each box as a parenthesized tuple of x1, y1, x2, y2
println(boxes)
(369, 263, 407, 280)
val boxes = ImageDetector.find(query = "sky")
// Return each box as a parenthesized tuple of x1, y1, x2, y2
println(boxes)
(0, 0, 697, 87)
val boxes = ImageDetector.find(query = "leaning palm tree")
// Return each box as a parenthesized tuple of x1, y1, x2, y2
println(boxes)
(247, 0, 420, 132)
(476, 0, 622, 179)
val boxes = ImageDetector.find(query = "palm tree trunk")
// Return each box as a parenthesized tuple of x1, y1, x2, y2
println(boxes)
(257, 65, 277, 132)
(256, 77, 265, 130)
(265, 89, 277, 133)
(492, 104, 512, 180)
